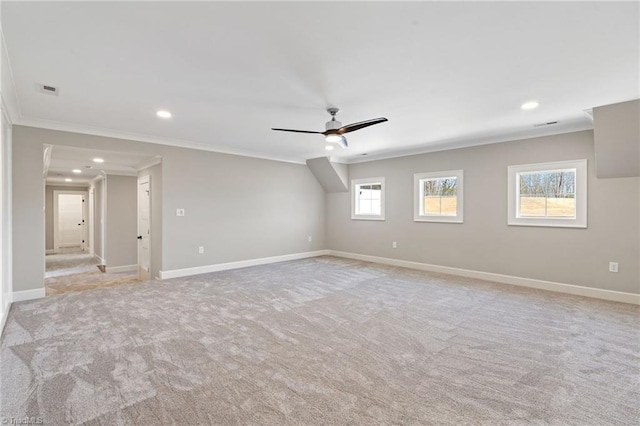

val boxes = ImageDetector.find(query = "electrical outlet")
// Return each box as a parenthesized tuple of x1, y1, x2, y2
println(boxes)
(308, 236, 312, 242)
(199, 246, 205, 254)
(609, 262, 619, 273)
(392, 241, 397, 249)
(176, 208, 185, 217)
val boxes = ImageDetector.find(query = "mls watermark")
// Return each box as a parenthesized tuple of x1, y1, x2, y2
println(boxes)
(1, 417, 44, 425)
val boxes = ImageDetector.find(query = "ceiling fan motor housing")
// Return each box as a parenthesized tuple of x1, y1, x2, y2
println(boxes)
(325, 119, 342, 131)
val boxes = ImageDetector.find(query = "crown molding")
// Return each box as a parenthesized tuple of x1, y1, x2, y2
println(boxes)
(135, 156, 162, 172)
(344, 120, 594, 164)
(14, 117, 307, 165)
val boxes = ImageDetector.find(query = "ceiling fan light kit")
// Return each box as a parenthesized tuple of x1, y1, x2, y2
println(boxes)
(272, 107, 388, 150)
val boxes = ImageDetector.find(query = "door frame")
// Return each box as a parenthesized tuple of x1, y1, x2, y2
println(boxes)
(88, 187, 95, 256)
(137, 175, 151, 280)
(53, 190, 88, 252)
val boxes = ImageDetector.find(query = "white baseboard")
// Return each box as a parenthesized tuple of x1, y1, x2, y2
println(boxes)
(328, 251, 640, 305)
(160, 250, 330, 280)
(10, 288, 46, 303)
(107, 264, 137, 273)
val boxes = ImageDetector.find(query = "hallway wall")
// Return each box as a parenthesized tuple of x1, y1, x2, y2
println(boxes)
(105, 175, 137, 268)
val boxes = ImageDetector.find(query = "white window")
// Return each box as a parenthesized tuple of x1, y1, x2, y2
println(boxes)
(414, 170, 463, 223)
(508, 159, 587, 228)
(351, 177, 385, 220)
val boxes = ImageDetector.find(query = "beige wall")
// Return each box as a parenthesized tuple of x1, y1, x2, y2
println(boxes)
(138, 163, 162, 279)
(327, 130, 640, 294)
(593, 99, 640, 178)
(12, 126, 326, 292)
(45, 185, 88, 250)
(105, 175, 137, 268)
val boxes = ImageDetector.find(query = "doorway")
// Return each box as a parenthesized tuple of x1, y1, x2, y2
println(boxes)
(43, 145, 160, 295)
(53, 190, 88, 252)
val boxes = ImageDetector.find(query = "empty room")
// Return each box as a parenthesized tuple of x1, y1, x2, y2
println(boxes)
(0, 1, 638, 425)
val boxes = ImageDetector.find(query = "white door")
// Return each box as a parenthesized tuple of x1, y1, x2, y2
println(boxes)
(58, 194, 84, 248)
(137, 177, 151, 280)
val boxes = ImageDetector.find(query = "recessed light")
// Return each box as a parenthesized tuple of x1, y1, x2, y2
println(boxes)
(157, 110, 172, 119)
(65, 178, 72, 182)
(72, 169, 82, 174)
(93, 158, 104, 163)
(521, 101, 540, 110)
(325, 145, 334, 151)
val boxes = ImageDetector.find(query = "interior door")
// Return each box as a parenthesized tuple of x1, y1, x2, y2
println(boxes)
(138, 177, 151, 280)
(58, 194, 84, 248)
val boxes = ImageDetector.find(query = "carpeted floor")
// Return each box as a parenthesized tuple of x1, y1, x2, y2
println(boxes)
(45, 247, 140, 296)
(1, 256, 638, 425)
(45, 270, 142, 296)
(45, 248, 99, 278)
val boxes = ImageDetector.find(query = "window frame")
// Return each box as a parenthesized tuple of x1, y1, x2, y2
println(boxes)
(413, 170, 464, 223)
(351, 177, 386, 221)
(507, 159, 587, 228)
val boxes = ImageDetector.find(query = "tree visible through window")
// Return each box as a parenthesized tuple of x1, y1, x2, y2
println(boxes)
(414, 170, 464, 223)
(423, 177, 457, 215)
(508, 159, 587, 228)
(518, 170, 576, 217)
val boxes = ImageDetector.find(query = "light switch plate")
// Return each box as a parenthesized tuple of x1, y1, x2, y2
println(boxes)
(176, 208, 185, 217)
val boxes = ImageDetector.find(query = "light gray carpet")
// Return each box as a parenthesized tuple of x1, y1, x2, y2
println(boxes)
(45, 248, 99, 278)
(1, 256, 638, 425)
(45, 270, 141, 296)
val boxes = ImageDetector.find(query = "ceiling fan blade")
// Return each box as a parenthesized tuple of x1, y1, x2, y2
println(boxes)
(271, 128, 323, 134)
(337, 117, 388, 134)
(337, 136, 348, 149)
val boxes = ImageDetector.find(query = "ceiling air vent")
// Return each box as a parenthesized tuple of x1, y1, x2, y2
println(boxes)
(39, 84, 59, 96)
(533, 121, 558, 128)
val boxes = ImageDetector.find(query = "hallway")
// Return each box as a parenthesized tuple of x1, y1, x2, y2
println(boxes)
(45, 248, 141, 296)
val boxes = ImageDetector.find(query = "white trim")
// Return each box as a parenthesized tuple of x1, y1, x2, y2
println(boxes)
(15, 117, 306, 165)
(327, 250, 640, 305)
(90, 174, 105, 185)
(3, 121, 12, 324)
(45, 249, 55, 254)
(101, 176, 107, 264)
(414, 169, 464, 223)
(135, 156, 162, 172)
(43, 144, 52, 178)
(351, 177, 386, 221)
(508, 159, 587, 228)
(0, 303, 9, 337)
(344, 122, 593, 164)
(160, 250, 330, 280)
(44, 181, 90, 188)
(107, 264, 138, 273)
(137, 174, 151, 281)
(10, 288, 46, 303)
(88, 187, 95, 256)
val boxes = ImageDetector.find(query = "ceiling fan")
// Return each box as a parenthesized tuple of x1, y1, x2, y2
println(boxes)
(272, 107, 388, 149)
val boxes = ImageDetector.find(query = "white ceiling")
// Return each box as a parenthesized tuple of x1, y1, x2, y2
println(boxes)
(46, 145, 160, 185)
(3, 1, 639, 164)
